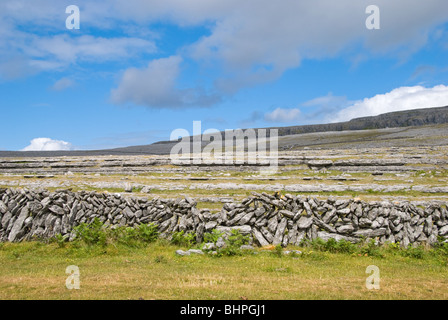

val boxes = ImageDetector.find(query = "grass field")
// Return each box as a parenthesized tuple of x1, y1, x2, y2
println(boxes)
(1, 241, 448, 300)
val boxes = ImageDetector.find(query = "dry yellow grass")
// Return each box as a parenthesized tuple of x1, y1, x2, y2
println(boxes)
(1, 242, 447, 300)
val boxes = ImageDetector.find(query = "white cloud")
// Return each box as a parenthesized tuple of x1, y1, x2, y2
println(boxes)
(21, 138, 74, 151)
(265, 108, 302, 123)
(51, 77, 74, 91)
(111, 56, 182, 107)
(330, 85, 448, 122)
(187, 0, 448, 91)
(28, 35, 156, 65)
(2, 0, 448, 100)
(302, 93, 350, 109)
(297, 93, 356, 124)
(110, 55, 220, 108)
(0, 5, 157, 79)
(0, 34, 157, 79)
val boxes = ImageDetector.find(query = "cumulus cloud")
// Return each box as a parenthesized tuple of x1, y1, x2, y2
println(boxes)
(187, 0, 448, 91)
(265, 85, 448, 125)
(302, 93, 351, 109)
(21, 138, 74, 151)
(0, 1, 157, 79)
(110, 55, 220, 108)
(110, 0, 448, 97)
(298, 93, 355, 124)
(29, 35, 156, 65)
(0, 34, 157, 79)
(330, 85, 448, 122)
(264, 108, 302, 123)
(2, 0, 448, 104)
(51, 77, 74, 91)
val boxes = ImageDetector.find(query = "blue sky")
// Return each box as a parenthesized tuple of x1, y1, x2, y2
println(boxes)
(1, 0, 448, 151)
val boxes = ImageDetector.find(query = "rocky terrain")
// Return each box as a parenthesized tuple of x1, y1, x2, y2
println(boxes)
(273, 105, 448, 136)
(0, 146, 447, 202)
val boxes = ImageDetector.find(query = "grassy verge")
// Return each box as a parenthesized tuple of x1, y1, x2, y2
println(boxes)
(1, 238, 448, 300)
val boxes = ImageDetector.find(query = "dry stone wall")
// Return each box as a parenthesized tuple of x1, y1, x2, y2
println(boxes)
(1, 187, 447, 247)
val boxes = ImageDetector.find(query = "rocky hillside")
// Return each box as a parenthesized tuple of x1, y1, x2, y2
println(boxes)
(269, 105, 448, 136)
(1, 105, 448, 157)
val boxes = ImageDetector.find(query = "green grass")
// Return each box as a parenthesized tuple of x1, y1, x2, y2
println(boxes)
(1, 240, 448, 300)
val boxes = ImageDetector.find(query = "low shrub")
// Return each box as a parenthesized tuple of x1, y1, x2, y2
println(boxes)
(203, 229, 224, 244)
(170, 230, 197, 247)
(136, 223, 159, 243)
(73, 219, 159, 247)
(359, 239, 384, 258)
(52, 234, 69, 248)
(73, 218, 107, 247)
(400, 245, 426, 259)
(50, 218, 448, 261)
(273, 244, 285, 257)
(217, 229, 250, 257)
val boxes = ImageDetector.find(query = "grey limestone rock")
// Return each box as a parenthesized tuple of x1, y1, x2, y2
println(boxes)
(297, 215, 313, 229)
(187, 249, 204, 255)
(216, 237, 226, 249)
(279, 210, 294, 219)
(336, 224, 355, 234)
(273, 218, 287, 245)
(439, 225, 448, 236)
(8, 206, 30, 242)
(253, 228, 269, 247)
(317, 231, 359, 243)
(202, 242, 215, 251)
(353, 228, 387, 238)
(175, 249, 190, 256)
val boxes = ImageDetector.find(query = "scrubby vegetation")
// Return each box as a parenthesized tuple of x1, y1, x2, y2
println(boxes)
(51, 218, 448, 263)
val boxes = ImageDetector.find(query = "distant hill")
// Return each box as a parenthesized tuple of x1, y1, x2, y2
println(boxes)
(1, 105, 448, 157)
(267, 105, 448, 137)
